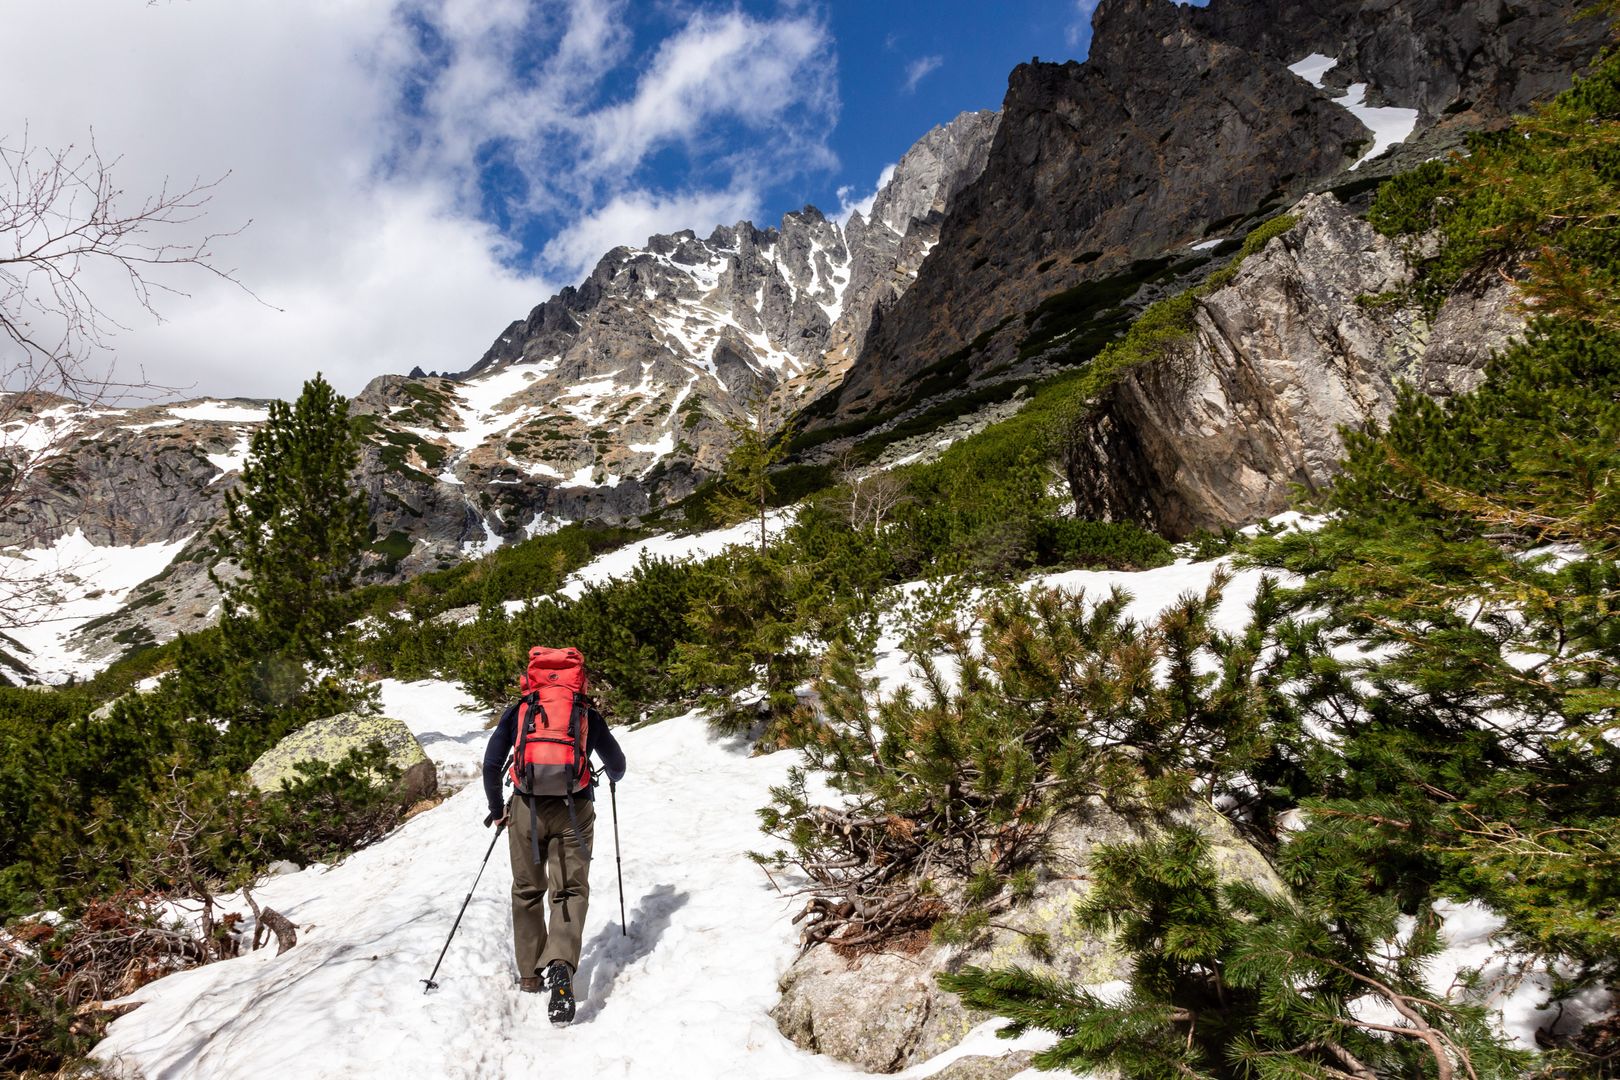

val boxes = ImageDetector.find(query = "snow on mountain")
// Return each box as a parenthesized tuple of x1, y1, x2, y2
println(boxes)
(437, 110, 1002, 496)
(0, 529, 193, 683)
(1287, 53, 1420, 169)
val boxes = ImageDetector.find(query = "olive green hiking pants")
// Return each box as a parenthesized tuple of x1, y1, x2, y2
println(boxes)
(507, 793, 595, 978)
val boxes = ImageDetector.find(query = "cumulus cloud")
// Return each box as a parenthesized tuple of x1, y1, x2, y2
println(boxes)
(0, 0, 841, 400)
(392, 1, 839, 278)
(834, 164, 897, 225)
(902, 55, 944, 94)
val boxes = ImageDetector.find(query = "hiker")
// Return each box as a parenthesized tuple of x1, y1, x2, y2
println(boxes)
(482, 646, 626, 1025)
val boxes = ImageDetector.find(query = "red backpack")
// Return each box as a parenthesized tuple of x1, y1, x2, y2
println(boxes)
(509, 646, 591, 797)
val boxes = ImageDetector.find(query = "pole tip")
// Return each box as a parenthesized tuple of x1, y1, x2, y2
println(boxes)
(421, 979, 439, 994)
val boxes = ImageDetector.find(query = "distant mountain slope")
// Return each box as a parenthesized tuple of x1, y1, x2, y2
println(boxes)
(447, 109, 1000, 497)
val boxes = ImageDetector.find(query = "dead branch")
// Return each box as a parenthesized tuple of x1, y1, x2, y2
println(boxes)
(0, 128, 256, 628)
(243, 886, 298, 956)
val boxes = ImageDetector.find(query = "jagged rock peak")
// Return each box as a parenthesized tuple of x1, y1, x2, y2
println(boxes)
(859, 109, 1001, 236)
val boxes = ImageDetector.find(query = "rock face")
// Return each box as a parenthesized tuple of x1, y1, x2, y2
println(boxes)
(812, 0, 1603, 432)
(246, 712, 437, 804)
(772, 800, 1282, 1073)
(0, 397, 267, 550)
(1063, 194, 1523, 538)
(1195, 0, 1608, 125)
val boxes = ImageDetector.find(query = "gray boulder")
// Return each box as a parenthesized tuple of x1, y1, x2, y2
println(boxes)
(772, 798, 1282, 1074)
(247, 711, 437, 803)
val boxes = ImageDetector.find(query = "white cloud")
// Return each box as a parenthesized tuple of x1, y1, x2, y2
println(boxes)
(0, 0, 840, 401)
(834, 164, 897, 225)
(1066, 0, 1104, 48)
(584, 12, 833, 174)
(0, 0, 545, 400)
(902, 55, 944, 94)
(393, 1, 839, 277)
(540, 187, 762, 277)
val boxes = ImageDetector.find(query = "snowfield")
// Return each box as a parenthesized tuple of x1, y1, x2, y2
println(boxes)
(0, 530, 192, 683)
(82, 521, 1591, 1077)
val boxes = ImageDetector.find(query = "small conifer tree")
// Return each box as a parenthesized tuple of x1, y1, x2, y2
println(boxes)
(200, 373, 375, 755)
(712, 400, 791, 553)
(942, 827, 1526, 1079)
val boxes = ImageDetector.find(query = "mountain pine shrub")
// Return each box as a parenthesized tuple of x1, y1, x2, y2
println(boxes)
(941, 826, 1527, 1080)
(1247, 43, 1620, 993)
(759, 574, 1295, 951)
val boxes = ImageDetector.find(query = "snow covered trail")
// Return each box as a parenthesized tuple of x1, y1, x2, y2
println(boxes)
(101, 706, 984, 1079)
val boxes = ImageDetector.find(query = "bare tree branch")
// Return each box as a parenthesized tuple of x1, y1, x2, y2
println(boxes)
(0, 129, 258, 635)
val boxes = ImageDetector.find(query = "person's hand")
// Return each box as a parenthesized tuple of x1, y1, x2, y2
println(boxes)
(484, 810, 507, 828)
(606, 765, 625, 784)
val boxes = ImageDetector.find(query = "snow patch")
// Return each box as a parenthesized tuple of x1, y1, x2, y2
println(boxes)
(204, 436, 252, 482)
(445, 360, 558, 454)
(169, 402, 270, 423)
(0, 530, 192, 683)
(1287, 54, 1420, 169)
(628, 430, 675, 459)
(1334, 84, 1420, 168)
(461, 517, 502, 558)
(1287, 52, 1338, 88)
(553, 511, 795, 602)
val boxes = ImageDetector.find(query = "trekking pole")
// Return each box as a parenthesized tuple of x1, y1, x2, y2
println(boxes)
(611, 780, 626, 936)
(421, 823, 506, 993)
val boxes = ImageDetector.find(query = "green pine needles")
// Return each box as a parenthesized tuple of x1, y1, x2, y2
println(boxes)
(758, 573, 1296, 953)
(943, 827, 1526, 1080)
(199, 373, 376, 755)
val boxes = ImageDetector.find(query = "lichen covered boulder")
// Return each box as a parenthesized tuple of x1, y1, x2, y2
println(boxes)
(247, 712, 437, 802)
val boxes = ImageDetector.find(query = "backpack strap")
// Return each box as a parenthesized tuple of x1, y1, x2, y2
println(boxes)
(569, 692, 590, 791)
(529, 794, 542, 866)
(564, 788, 591, 866)
(511, 691, 539, 790)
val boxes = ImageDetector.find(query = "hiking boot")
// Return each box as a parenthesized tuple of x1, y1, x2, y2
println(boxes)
(544, 960, 576, 1024)
(518, 975, 542, 993)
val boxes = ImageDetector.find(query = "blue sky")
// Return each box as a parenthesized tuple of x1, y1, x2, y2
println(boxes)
(0, 0, 1194, 397)
(392, 0, 1118, 282)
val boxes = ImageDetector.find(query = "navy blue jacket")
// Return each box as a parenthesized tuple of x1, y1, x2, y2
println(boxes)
(482, 701, 626, 818)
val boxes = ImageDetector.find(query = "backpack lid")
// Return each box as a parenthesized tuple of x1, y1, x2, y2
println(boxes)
(520, 646, 587, 695)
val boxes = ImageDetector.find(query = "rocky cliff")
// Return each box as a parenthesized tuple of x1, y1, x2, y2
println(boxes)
(811, 0, 1604, 432)
(1063, 193, 1524, 538)
(452, 109, 1000, 483)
